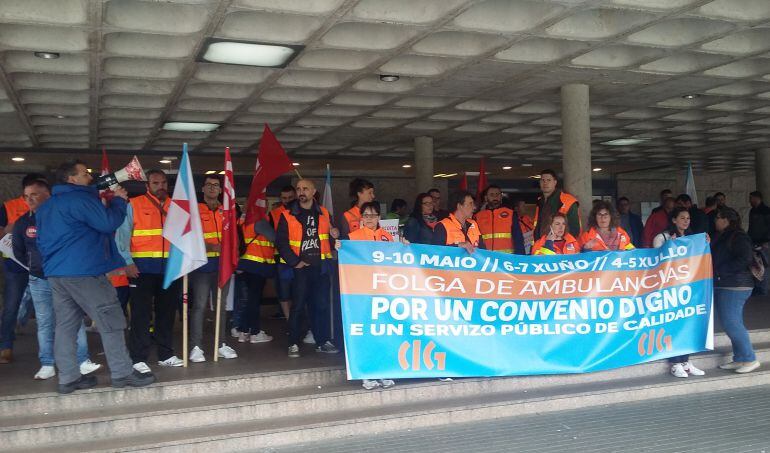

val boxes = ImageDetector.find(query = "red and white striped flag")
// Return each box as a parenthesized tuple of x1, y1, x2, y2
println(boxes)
(218, 147, 239, 288)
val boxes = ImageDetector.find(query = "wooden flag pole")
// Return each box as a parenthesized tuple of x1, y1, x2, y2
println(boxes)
(213, 286, 222, 362)
(183, 275, 189, 368)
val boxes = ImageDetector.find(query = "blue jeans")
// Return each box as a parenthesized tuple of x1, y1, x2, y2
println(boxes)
(16, 286, 33, 326)
(0, 271, 29, 349)
(29, 276, 88, 366)
(714, 287, 756, 362)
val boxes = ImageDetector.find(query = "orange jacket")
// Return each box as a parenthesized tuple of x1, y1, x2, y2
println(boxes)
(108, 270, 129, 287)
(349, 226, 394, 242)
(532, 233, 580, 255)
(519, 214, 534, 232)
(279, 205, 333, 264)
(475, 207, 515, 253)
(241, 222, 276, 265)
(129, 193, 171, 270)
(438, 214, 481, 247)
(343, 205, 362, 235)
(199, 202, 224, 258)
(3, 196, 27, 225)
(269, 205, 288, 231)
(534, 191, 580, 236)
(579, 227, 635, 251)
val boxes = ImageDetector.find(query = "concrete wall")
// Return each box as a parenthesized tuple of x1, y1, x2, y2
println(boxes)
(617, 170, 753, 227)
(0, 174, 24, 203)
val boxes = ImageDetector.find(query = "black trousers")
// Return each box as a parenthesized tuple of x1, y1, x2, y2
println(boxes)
(288, 266, 330, 347)
(128, 273, 181, 363)
(239, 272, 266, 334)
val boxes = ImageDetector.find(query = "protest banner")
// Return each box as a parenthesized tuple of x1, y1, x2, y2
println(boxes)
(338, 234, 713, 379)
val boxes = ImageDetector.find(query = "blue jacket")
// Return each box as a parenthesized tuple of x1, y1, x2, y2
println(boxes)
(36, 184, 127, 277)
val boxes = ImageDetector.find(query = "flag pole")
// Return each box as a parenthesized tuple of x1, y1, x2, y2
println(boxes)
(213, 286, 222, 362)
(183, 274, 189, 367)
(294, 168, 302, 179)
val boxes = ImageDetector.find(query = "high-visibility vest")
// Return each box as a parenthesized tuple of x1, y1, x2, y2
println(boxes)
(129, 193, 170, 259)
(534, 191, 579, 231)
(2, 196, 27, 258)
(532, 233, 580, 255)
(269, 205, 288, 231)
(281, 205, 333, 262)
(343, 205, 362, 234)
(474, 207, 514, 253)
(199, 202, 223, 258)
(519, 214, 534, 254)
(439, 214, 481, 247)
(579, 227, 635, 251)
(108, 270, 129, 287)
(348, 226, 394, 242)
(241, 222, 276, 265)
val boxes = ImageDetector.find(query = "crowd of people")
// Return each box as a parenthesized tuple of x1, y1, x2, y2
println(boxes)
(0, 163, 766, 394)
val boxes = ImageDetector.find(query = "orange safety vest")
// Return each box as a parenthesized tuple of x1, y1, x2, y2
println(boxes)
(579, 227, 635, 252)
(108, 270, 129, 287)
(199, 202, 224, 258)
(348, 227, 394, 242)
(2, 196, 27, 258)
(281, 205, 333, 262)
(531, 233, 580, 255)
(129, 193, 170, 259)
(241, 222, 276, 264)
(439, 214, 481, 247)
(533, 191, 579, 231)
(519, 215, 534, 232)
(474, 207, 514, 253)
(269, 205, 288, 231)
(343, 205, 362, 235)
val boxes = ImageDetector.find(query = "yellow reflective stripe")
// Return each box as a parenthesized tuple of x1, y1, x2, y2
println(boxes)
(623, 244, 635, 250)
(288, 240, 301, 247)
(248, 240, 274, 247)
(492, 248, 513, 253)
(321, 253, 333, 259)
(131, 251, 169, 258)
(206, 252, 220, 257)
(481, 233, 512, 239)
(242, 254, 276, 264)
(534, 248, 555, 255)
(319, 234, 330, 240)
(133, 229, 162, 236)
(203, 232, 221, 239)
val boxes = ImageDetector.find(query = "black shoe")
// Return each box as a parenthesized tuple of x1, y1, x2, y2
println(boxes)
(58, 374, 97, 394)
(270, 311, 286, 320)
(112, 370, 156, 388)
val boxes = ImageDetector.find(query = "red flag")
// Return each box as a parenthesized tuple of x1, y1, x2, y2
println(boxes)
(459, 172, 468, 191)
(100, 147, 114, 202)
(476, 158, 488, 200)
(245, 124, 294, 224)
(218, 147, 239, 288)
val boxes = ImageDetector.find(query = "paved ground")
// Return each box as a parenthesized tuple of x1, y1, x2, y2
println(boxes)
(267, 385, 770, 453)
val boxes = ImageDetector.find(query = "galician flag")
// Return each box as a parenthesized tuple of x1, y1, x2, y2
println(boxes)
(685, 162, 699, 207)
(163, 143, 208, 289)
(322, 163, 334, 218)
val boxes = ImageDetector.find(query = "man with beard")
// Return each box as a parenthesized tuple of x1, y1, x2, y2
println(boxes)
(116, 169, 183, 374)
(275, 179, 339, 358)
(474, 185, 525, 254)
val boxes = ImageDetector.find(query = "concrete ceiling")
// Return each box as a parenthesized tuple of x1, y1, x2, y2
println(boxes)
(0, 0, 768, 176)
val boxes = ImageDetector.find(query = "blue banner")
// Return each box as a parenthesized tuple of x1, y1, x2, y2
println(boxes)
(338, 234, 713, 379)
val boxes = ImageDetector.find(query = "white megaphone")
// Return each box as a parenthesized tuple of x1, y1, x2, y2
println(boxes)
(94, 155, 147, 190)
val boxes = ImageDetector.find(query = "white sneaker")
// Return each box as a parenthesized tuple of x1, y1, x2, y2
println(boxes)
(34, 365, 56, 380)
(670, 363, 688, 378)
(189, 346, 206, 363)
(380, 379, 395, 389)
(303, 331, 315, 344)
(133, 362, 151, 374)
(158, 356, 184, 367)
(362, 379, 381, 390)
(288, 344, 300, 358)
(682, 361, 705, 376)
(230, 327, 241, 338)
(79, 359, 102, 375)
(736, 360, 761, 374)
(250, 331, 273, 343)
(438, 377, 453, 382)
(238, 332, 249, 343)
(218, 343, 238, 359)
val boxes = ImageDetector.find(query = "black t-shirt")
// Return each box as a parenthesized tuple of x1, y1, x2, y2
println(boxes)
(296, 206, 321, 266)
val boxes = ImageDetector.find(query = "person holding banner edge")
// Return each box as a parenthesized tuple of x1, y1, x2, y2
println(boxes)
(432, 190, 484, 253)
(336, 200, 405, 389)
(579, 201, 635, 252)
(712, 206, 761, 374)
(531, 213, 579, 255)
(653, 207, 706, 378)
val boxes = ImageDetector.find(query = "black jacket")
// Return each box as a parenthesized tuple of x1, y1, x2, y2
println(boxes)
(404, 216, 435, 245)
(11, 211, 42, 278)
(748, 203, 770, 244)
(712, 229, 754, 288)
